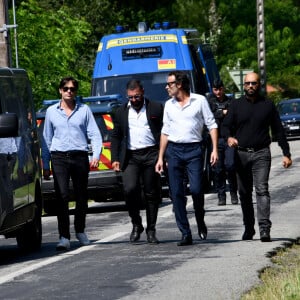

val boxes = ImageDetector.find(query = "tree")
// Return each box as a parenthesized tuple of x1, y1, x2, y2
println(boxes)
(11, 0, 92, 106)
(215, 0, 300, 97)
(10, 0, 300, 103)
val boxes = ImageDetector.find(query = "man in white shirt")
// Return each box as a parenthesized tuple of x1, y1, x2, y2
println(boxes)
(111, 79, 164, 244)
(156, 71, 218, 246)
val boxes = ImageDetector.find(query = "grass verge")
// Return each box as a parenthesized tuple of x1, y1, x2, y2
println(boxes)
(242, 240, 300, 299)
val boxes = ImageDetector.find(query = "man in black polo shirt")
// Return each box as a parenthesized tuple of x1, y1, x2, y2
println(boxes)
(222, 72, 292, 242)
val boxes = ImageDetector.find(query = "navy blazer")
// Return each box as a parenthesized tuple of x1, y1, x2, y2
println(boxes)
(111, 98, 164, 170)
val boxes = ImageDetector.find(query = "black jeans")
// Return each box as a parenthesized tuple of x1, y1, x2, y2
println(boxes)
(122, 146, 160, 232)
(51, 151, 89, 240)
(212, 138, 237, 196)
(235, 147, 272, 231)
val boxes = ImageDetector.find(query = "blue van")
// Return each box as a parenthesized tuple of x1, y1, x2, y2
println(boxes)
(91, 22, 220, 102)
(91, 22, 219, 194)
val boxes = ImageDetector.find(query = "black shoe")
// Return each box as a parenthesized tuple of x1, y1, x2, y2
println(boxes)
(198, 222, 207, 240)
(177, 235, 193, 246)
(218, 194, 226, 206)
(260, 230, 271, 242)
(147, 231, 159, 244)
(230, 192, 238, 205)
(242, 228, 255, 240)
(130, 224, 144, 243)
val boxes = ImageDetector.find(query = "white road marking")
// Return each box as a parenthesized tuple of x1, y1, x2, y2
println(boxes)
(0, 232, 127, 285)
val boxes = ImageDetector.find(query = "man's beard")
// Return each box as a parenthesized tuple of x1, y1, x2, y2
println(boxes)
(131, 100, 143, 111)
(245, 89, 259, 97)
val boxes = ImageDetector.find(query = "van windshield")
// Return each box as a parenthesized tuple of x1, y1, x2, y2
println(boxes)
(92, 72, 172, 103)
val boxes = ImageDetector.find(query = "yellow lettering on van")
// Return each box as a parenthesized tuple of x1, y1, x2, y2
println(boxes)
(106, 34, 178, 49)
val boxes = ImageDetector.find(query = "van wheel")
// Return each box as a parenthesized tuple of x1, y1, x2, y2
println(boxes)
(43, 200, 57, 215)
(16, 206, 42, 252)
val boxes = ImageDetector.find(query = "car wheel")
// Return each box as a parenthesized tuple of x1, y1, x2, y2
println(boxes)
(16, 205, 42, 252)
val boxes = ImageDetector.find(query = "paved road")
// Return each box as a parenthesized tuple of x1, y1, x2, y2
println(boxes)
(0, 140, 299, 300)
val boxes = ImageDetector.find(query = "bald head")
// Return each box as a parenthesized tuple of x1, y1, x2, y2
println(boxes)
(244, 72, 260, 84)
(243, 72, 260, 99)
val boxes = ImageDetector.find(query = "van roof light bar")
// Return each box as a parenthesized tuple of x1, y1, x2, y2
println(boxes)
(138, 22, 148, 33)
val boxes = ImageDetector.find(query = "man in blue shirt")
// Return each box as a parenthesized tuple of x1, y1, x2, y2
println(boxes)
(42, 77, 102, 250)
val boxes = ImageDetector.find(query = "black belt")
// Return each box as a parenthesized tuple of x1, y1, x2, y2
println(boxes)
(51, 150, 88, 157)
(128, 145, 158, 154)
(237, 146, 267, 153)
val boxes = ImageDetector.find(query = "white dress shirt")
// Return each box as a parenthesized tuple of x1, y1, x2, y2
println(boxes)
(127, 103, 155, 150)
(162, 93, 217, 143)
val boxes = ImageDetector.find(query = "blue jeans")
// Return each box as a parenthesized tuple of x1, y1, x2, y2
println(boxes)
(166, 142, 204, 236)
(235, 147, 272, 231)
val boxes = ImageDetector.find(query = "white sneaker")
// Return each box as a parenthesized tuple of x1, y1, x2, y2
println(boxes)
(56, 237, 70, 251)
(76, 232, 91, 246)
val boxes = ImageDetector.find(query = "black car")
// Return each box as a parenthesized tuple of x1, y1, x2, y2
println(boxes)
(278, 98, 300, 138)
(0, 68, 42, 251)
(36, 95, 124, 214)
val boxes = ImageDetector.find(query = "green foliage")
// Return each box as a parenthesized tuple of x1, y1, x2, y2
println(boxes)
(12, 0, 92, 107)
(215, 0, 300, 96)
(9, 0, 300, 108)
(172, 0, 211, 33)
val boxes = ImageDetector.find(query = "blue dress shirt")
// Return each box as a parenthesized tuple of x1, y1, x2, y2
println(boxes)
(42, 100, 102, 169)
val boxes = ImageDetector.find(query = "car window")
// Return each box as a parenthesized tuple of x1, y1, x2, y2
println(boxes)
(279, 102, 300, 115)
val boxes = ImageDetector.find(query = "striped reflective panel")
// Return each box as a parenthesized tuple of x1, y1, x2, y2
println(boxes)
(98, 144, 112, 170)
(97, 115, 113, 170)
(36, 119, 42, 127)
(102, 114, 113, 129)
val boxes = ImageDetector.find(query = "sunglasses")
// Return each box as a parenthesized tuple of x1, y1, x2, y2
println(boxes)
(166, 81, 176, 87)
(62, 86, 76, 92)
(244, 81, 258, 86)
(127, 95, 142, 100)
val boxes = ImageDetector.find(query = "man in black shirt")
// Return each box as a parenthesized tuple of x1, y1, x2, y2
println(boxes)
(222, 72, 292, 242)
(208, 79, 238, 206)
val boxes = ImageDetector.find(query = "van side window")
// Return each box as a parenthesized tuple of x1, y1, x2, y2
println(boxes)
(189, 45, 209, 95)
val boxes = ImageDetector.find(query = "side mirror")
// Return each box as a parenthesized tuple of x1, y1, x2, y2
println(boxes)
(0, 113, 18, 137)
